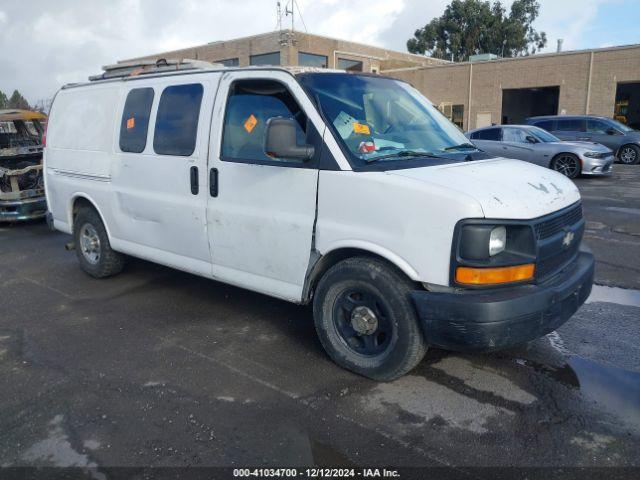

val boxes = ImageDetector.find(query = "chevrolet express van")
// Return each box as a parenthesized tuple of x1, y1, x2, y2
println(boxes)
(44, 61, 595, 380)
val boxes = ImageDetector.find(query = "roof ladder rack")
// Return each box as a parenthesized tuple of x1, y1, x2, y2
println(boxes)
(89, 58, 220, 81)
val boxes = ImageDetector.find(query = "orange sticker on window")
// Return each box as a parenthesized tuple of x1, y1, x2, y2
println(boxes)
(353, 122, 370, 135)
(126, 117, 135, 129)
(244, 114, 258, 133)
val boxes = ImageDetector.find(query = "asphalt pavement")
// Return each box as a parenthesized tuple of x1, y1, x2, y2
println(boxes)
(0, 165, 639, 477)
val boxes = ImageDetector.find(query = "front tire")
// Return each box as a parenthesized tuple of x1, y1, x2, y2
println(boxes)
(551, 153, 581, 179)
(618, 144, 640, 165)
(313, 257, 426, 381)
(73, 206, 125, 278)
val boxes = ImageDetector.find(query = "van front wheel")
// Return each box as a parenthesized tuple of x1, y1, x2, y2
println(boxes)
(73, 207, 124, 278)
(313, 257, 426, 381)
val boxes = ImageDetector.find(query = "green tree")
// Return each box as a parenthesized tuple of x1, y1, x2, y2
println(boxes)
(8, 90, 30, 110)
(407, 0, 547, 62)
(0, 90, 8, 109)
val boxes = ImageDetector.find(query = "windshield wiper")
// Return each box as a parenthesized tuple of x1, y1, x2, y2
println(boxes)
(365, 150, 443, 163)
(443, 143, 478, 151)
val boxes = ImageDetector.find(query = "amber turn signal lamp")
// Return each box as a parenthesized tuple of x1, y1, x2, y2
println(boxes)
(455, 264, 535, 285)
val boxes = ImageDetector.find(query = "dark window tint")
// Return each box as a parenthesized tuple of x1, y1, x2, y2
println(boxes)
(475, 128, 501, 141)
(250, 52, 281, 66)
(120, 88, 154, 153)
(298, 52, 328, 68)
(153, 84, 203, 156)
(556, 118, 586, 132)
(587, 119, 612, 134)
(338, 58, 363, 72)
(218, 58, 239, 67)
(222, 80, 306, 163)
(533, 120, 555, 131)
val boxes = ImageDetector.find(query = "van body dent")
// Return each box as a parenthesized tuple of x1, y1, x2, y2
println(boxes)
(45, 65, 594, 380)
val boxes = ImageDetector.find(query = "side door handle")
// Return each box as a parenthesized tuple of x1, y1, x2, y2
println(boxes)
(190, 166, 199, 195)
(210, 168, 218, 197)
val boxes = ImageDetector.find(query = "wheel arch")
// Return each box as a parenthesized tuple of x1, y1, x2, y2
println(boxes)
(69, 194, 113, 240)
(302, 244, 421, 304)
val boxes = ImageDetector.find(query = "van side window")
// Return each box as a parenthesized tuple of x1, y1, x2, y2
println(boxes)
(120, 88, 154, 153)
(556, 118, 586, 132)
(153, 84, 203, 156)
(221, 79, 307, 164)
(533, 120, 555, 131)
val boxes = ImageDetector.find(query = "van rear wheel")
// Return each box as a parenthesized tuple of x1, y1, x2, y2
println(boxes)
(73, 207, 124, 278)
(313, 257, 426, 381)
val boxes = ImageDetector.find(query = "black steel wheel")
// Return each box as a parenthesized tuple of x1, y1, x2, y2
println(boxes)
(552, 153, 581, 179)
(313, 256, 427, 381)
(333, 289, 394, 357)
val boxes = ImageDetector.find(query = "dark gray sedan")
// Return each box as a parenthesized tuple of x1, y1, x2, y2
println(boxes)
(527, 115, 640, 165)
(467, 125, 614, 179)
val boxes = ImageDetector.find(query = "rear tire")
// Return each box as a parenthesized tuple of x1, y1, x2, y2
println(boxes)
(618, 144, 640, 165)
(551, 153, 581, 179)
(73, 206, 124, 278)
(313, 257, 427, 381)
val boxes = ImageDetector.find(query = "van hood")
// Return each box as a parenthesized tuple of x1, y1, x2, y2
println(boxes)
(388, 158, 580, 219)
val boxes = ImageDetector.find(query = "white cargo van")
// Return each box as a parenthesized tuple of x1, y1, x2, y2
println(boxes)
(44, 61, 594, 380)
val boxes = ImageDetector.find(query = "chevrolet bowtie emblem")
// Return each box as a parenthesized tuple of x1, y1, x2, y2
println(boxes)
(562, 231, 575, 248)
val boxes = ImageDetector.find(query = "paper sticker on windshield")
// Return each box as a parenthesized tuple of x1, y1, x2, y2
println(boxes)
(244, 114, 258, 133)
(126, 118, 135, 129)
(353, 122, 370, 135)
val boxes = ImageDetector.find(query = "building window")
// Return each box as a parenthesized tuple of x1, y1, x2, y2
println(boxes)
(250, 52, 281, 66)
(217, 58, 239, 67)
(338, 58, 363, 72)
(298, 52, 327, 68)
(451, 105, 464, 129)
(120, 88, 154, 153)
(153, 84, 203, 156)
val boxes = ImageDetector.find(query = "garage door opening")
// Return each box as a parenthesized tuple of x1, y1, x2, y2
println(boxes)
(501, 86, 560, 125)
(615, 82, 640, 130)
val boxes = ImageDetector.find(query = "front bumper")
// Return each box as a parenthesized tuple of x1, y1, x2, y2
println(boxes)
(0, 196, 48, 222)
(581, 155, 614, 175)
(411, 250, 595, 351)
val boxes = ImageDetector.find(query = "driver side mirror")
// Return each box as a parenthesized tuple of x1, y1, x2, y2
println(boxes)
(525, 135, 538, 144)
(264, 117, 314, 161)
(606, 128, 619, 136)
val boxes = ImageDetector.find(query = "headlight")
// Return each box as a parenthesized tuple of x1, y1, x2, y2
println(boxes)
(454, 222, 537, 286)
(583, 151, 604, 158)
(489, 226, 506, 256)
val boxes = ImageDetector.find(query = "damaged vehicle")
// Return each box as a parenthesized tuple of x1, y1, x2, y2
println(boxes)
(0, 109, 47, 221)
(45, 62, 594, 381)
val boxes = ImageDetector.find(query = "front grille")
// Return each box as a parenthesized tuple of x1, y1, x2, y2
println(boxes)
(534, 203, 583, 240)
(537, 243, 580, 278)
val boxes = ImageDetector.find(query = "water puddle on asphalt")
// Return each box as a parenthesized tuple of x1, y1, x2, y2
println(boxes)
(586, 284, 640, 308)
(518, 356, 640, 430)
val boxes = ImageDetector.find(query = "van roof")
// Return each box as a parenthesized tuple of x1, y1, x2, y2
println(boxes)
(63, 60, 347, 91)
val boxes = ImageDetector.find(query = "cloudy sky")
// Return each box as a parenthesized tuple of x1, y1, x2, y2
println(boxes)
(0, 0, 637, 105)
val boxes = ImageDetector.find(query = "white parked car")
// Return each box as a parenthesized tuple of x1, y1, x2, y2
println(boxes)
(44, 61, 595, 380)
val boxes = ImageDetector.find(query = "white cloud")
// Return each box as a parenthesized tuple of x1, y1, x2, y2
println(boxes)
(0, 0, 623, 105)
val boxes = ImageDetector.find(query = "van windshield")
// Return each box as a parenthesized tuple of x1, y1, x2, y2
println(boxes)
(298, 73, 476, 168)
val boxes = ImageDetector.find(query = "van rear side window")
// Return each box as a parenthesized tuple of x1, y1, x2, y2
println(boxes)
(153, 84, 203, 156)
(120, 88, 154, 153)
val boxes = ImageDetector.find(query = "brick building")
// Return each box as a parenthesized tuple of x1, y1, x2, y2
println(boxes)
(122, 32, 640, 131)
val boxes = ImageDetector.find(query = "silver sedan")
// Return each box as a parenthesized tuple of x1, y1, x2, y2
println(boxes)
(467, 125, 614, 179)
